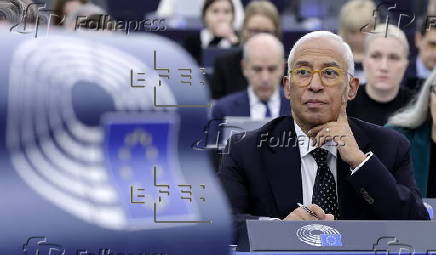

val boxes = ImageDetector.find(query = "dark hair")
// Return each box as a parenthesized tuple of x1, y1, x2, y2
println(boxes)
(52, 0, 88, 25)
(201, 0, 234, 23)
(420, 17, 436, 36)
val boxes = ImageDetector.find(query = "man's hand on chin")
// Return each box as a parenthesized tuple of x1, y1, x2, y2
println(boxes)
(283, 204, 335, 221)
(308, 104, 366, 168)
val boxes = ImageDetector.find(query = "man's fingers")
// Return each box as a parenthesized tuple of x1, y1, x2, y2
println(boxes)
(295, 207, 319, 220)
(306, 205, 335, 220)
(322, 213, 335, 221)
(297, 208, 313, 220)
(306, 204, 326, 219)
(308, 125, 327, 138)
(284, 204, 335, 221)
(285, 206, 320, 220)
(311, 126, 335, 147)
(313, 130, 331, 147)
(284, 211, 304, 221)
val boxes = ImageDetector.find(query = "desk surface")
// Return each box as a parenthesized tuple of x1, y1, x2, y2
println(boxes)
(236, 253, 430, 255)
(246, 220, 436, 253)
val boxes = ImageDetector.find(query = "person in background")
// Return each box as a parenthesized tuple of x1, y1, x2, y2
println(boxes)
(408, 18, 436, 93)
(64, 2, 107, 31)
(183, 0, 238, 65)
(387, 69, 436, 198)
(218, 30, 429, 246)
(338, 0, 376, 84)
(428, 0, 436, 15)
(211, 33, 290, 121)
(210, 0, 281, 99)
(347, 24, 413, 126)
(157, 0, 244, 29)
(52, 0, 88, 26)
(209, 33, 289, 172)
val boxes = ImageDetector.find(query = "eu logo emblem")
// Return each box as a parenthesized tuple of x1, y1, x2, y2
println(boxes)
(320, 234, 342, 247)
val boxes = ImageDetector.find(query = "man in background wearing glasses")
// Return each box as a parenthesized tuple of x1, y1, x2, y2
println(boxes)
(218, 31, 429, 245)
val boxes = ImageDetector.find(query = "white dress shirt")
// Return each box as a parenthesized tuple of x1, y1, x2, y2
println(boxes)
(294, 121, 338, 206)
(416, 56, 432, 79)
(294, 121, 373, 206)
(247, 87, 280, 120)
(261, 121, 373, 221)
(200, 29, 232, 48)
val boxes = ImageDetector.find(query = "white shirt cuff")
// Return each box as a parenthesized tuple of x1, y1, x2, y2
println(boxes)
(350, 151, 374, 175)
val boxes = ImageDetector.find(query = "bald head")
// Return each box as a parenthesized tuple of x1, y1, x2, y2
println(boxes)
(243, 33, 284, 61)
(241, 33, 284, 101)
(287, 31, 354, 76)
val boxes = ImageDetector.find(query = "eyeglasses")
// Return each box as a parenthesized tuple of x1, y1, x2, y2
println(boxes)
(288, 66, 352, 87)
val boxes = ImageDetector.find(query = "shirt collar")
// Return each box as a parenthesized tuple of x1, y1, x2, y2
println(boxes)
(200, 28, 232, 48)
(247, 86, 280, 107)
(293, 121, 337, 158)
(200, 29, 213, 48)
(416, 56, 432, 79)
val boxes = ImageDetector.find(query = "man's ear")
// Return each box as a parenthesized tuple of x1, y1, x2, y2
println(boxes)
(347, 77, 359, 101)
(284, 76, 291, 100)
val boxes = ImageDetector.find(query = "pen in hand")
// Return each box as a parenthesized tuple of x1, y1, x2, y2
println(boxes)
(297, 202, 320, 219)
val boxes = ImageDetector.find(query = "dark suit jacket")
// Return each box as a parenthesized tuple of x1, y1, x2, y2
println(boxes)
(183, 32, 202, 65)
(208, 89, 290, 173)
(403, 56, 426, 94)
(183, 31, 234, 65)
(211, 88, 290, 119)
(218, 116, 429, 245)
(210, 49, 248, 99)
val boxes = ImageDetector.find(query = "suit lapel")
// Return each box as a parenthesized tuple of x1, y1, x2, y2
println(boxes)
(241, 91, 250, 116)
(348, 117, 371, 152)
(259, 117, 371, 219)
(260, 116, 303, 218)
(231, 91, 250, 116)
(336, 153, 352, 219)
(336, 117, 371, 219)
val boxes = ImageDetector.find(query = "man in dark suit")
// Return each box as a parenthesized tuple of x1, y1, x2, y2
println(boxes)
(210, 0, 281, 99)
(211, 88, 289, 119)
(218, 31, 429, 246)
(211, 33, 290, 121)
(406, 20, 436, 93)
(209, 33, 289, 172)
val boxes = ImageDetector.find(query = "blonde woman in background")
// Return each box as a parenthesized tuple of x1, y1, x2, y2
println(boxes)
(347, 24, 413, 126)
(387, 69, 436, 198)
(339, 0, 376, 83)
(210, 0, 281, 99)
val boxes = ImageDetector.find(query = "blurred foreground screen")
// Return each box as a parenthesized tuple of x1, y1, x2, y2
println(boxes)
(0, 28, 232, 255)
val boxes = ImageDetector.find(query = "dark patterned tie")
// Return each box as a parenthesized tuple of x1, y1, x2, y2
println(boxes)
(310, 148, 340, 219)
(261, 100, 271, 117)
